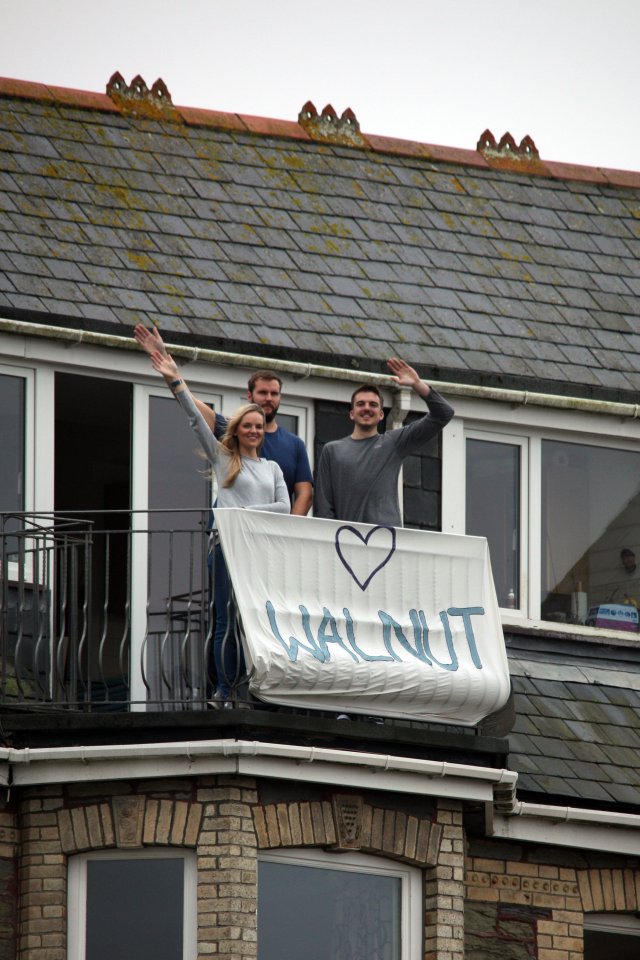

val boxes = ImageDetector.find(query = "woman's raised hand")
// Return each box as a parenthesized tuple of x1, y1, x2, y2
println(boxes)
(150, 350, 180, 381)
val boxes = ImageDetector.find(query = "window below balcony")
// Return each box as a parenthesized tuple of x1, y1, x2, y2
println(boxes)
(584, 914, 640, 959)
(258, 848, 421, 960)
(67, 849, 196, 960)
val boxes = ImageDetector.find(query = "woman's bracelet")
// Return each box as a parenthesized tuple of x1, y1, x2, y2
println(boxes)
(170, 378, 183, 390)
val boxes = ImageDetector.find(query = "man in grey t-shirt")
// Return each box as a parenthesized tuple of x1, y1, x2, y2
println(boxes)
(314, 358, 454, 526)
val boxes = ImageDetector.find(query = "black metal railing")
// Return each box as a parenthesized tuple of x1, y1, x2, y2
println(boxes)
(0, 509, 249, 712)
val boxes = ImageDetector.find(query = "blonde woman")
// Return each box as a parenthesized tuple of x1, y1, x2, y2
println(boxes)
(150, 351, 290, 703)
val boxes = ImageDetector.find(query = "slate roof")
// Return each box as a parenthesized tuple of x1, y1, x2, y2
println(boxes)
(507, 632, 640, 810)
(0, 76, 640, 400)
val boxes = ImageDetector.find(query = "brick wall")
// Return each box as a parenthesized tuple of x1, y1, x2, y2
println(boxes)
(196, 776, 258, 959)
(0, 801, 17, 960)
(465, 838, 640, 960)
(13, 776, 458, 960)
(425, 801, 465, 960)
(14, 776, 640, 960)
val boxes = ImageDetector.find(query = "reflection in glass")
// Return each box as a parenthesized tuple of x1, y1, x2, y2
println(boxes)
(86, 858, 183, 960)
(541, 440, 640, 627)
(274, 412, 299, 435)
(466, 439, 520, 608)
(259, 860, 401, 960)
(147, 395, 211, 706)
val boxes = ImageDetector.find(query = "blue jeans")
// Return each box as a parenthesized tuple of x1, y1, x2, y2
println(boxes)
(212, 542, 245, 698)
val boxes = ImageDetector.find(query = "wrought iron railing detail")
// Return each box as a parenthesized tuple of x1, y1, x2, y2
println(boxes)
(0, 510, 246, 712)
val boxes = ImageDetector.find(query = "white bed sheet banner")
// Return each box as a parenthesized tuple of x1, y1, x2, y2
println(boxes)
(215, 509, 511, 725)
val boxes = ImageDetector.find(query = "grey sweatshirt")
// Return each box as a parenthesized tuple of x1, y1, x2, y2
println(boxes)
(314, 388, 454, 526)
(176, 390, 290, 514)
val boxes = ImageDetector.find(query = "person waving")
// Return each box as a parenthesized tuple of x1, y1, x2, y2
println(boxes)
(150, 350, 290, 705)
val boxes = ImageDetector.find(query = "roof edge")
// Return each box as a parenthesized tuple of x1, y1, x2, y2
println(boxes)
(3, 311, 640, 417)
(1, 75, 639, 188)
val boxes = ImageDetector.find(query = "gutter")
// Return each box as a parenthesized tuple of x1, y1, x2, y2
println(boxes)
(2, 317, 640, 419)
(2, 738, 515, 803)
(3, 738, 640, 854)
(490, 799, 640, 857)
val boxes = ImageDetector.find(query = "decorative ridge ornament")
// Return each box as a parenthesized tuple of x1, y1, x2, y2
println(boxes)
(298, 100, 367, 147)
(476, 129, 546, 173)
(106, 71, 181, 121)
(477, 128, 540, 160)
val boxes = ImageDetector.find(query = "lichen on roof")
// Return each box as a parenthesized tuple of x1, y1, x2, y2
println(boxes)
(0, 75, 640, 398)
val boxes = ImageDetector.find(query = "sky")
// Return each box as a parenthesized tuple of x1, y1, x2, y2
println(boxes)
(1, 0, 639, 172)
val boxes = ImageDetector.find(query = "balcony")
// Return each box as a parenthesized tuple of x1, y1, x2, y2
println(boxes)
(0, 509, 512, 768)
(0, 509, 217, 712)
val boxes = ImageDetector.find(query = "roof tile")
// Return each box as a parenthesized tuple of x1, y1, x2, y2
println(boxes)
(0, 89, 640, 396)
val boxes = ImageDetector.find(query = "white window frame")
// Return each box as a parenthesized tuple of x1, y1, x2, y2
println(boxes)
(275, 399, 313, 453)
(585, 914, 640, 936)
(258, 847, 422, 960)
(0, 362, 40, 584)
(465, 428, 530, 617)
(129, 382, 221, 706)
(0, 361, 37, 515)
(445, 397, 640, 638)
(67, 848, 197, 960)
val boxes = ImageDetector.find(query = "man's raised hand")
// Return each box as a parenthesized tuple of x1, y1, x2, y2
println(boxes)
(388, 357, 420, 387)
(387, 357, 430, 397)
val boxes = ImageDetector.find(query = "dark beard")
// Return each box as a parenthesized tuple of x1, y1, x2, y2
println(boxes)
(264, 408, 278, 424)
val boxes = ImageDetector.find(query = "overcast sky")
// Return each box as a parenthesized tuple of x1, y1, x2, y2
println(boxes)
(2, 0, 639, 171)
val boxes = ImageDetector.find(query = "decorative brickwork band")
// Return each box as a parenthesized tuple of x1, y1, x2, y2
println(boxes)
(112, 796, 145, 848)
(331, 794, 364, 849)
(253, 795, 442, 867)
(58, 799, 203, 854)
(577, 867, 639, 913)
(464, 856, 640, 956)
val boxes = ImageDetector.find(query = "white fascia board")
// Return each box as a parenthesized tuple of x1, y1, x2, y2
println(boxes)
(10, 755, 239, 787)
(511, 801, 640, 829)
(235, 756, 495, 801)
(7, 739, 514, 802)
(492, 810, 640, 856)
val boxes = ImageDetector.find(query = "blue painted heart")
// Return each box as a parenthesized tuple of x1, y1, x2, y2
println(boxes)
(335, 524, 397, 591)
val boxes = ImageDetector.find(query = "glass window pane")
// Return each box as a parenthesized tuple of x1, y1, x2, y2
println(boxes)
(0, 373, 25, 512)
(147, 395, 212, 705)
(542, 440, 640, 627)
(258, 861, 401, 960)
(86, 857, 183, 960)
(466, 439, 520, 608)
(584, 930, 640, 960)
(275, 412, 299, 434)
(148, 395, 211, 514)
